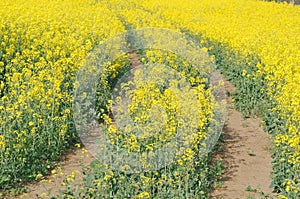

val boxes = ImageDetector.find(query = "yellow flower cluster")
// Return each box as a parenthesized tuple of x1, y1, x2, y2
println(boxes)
(0, 135, 5, 149)
(92, 41, 222, 196)
(105, 0, 299, 196)
(103, 59, 212, 155)
(0, 0, 125, 188)
(1, 0, 299, 197)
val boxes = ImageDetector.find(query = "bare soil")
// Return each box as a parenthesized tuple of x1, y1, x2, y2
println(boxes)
(12, 148, 93, 199)
(210, 79, 274, 199)
(12, 51, 145, 199)
(12, 57, 274, 199)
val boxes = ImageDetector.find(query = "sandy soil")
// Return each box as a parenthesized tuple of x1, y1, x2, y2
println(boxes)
(10, 147, 93, 199)
(210, 79, 274, 199)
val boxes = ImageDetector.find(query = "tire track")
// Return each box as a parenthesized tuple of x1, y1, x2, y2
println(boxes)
(211, 78, 274, 199)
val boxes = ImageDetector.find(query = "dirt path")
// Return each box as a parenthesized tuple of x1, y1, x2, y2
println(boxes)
(12, 51, 145, 199)
(12, 147, 93, 199)
(210, 79, 274, 199)
(12, 58, 274, 199)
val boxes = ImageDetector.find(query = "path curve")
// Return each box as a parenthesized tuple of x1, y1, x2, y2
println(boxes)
(13, 64, 274, 199)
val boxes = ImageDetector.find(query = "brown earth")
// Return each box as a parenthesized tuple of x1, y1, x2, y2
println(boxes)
(11, 147, 93, 199)
(11, 54, 274, 199)
(10, 51, 145, 199)
(210, 79, 274, 199)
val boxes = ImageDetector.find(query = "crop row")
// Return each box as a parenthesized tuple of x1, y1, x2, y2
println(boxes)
(0, 0, 299, 198)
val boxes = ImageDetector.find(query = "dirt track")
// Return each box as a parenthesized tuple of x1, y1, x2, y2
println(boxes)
(14, 59, 274, 199)
(211, 79, 274, 199)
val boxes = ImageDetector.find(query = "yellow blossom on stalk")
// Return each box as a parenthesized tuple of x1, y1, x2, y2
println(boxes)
(1, 0, 299, 197)
(118, 0, 300, 197)
(242, 69, 247, 77)
(75, 143, 81, 148)
(136, 191, 150, 199)
(0, 135, 5, 149)
(0, 0, 126, 189)
(51, 169, 56, 175)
